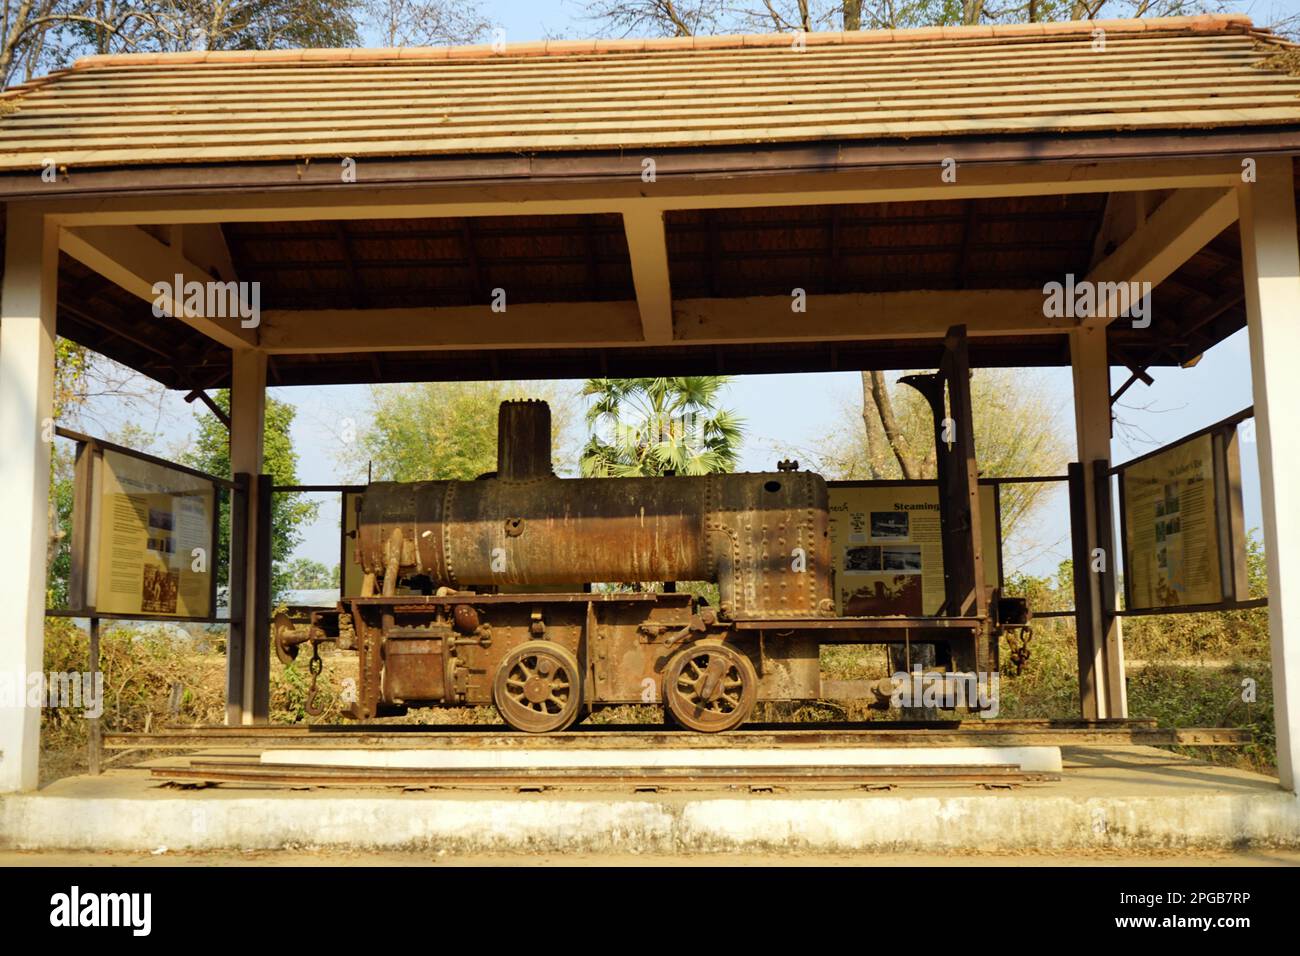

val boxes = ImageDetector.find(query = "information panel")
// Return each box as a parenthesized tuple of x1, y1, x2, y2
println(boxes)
(828, 483, 999, 616)
(81, 447, 217, 618)
(1119, 425, 1247, 611)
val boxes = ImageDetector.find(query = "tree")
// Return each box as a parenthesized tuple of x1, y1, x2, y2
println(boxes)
(1, 0, 357, 87)
(182, 389, 318, 603)
(810, 367, 1072, 548)
(362, 0, 490, 46)
(581, 0, 1218, 39)
(347, 380, 577, 482)
(580, 376, 743, 477)
(582, 0, 727, 36)
(285, 557, 338, 589)
(1, 0, 491, 90)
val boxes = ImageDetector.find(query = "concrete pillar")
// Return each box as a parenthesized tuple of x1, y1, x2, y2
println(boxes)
(225, 349, 266, 725)
(1239, 156, 1300, 791)
(0, 207, 58, 792)
(1070, 325, 1128, 719)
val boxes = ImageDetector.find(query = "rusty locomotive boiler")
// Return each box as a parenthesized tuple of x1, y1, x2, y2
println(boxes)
(358, 401, 834, 620)
(275, 332, 1027, 732)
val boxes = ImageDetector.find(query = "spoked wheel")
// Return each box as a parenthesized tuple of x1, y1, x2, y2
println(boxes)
(493, 641, 584, 733)
(663, 642, 758, 733)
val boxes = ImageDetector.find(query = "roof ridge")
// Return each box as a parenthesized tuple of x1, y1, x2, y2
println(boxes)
(68, 13, 1255, 70)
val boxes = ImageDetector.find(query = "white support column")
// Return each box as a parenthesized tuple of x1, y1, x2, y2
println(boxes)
(1070, 325, 1128, 719)
(227, 349, 266, 726)
(0, 207, 58, 792)
(1239, 156, 1300, 791)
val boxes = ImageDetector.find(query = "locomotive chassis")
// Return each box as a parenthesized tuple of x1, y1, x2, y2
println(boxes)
(277, 590, 1011, 732)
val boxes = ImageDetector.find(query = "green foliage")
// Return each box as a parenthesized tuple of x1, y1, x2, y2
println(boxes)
(286, 558, 340, 589)
(351, 380, 576, 481)
(182, 389, 318, 603)
(1003, 560, 1074, 614)
(581, 376, 744, 477)
(1130, 661, 1274, 771)
(53, 337, 89, 420)
(46, 443, 76, 608)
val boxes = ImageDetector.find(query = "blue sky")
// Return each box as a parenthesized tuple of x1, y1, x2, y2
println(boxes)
(491, 0, 587, 39)
(473, 0, 1300, 43)
(71, 1, 1274, 581)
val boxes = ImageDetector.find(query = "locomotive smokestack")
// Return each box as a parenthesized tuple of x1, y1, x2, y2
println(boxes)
(497, 400, 552, 481)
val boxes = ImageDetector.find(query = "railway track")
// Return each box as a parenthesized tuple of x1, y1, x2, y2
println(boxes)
(151, 757, 1060, 790)
(107, 718, 1251, 752)
(111, 718, 1248, 791)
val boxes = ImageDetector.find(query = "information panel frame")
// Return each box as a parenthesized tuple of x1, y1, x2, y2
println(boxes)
(60, 429, 227, 623)
(1115, 409, 1252, 615)
(826, 479, 1003, 617)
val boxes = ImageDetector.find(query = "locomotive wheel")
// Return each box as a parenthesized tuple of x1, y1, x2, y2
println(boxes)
(273, 612, 300, 666)
(663, 642, 758, 733)
(493, 641, 584, 733)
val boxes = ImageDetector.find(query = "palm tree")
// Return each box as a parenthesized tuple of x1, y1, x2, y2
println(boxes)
(580, 377, 744, 477)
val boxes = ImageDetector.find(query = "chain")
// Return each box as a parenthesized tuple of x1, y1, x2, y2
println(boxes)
(1007, 626, 1034, 676)
(304, 643, 326, 716)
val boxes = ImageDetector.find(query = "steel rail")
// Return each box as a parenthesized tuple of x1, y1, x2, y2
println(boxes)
(106, 720, 1251, 751)
(151, 759, 1061, 789)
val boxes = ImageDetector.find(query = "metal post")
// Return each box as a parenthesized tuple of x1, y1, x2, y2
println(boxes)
(1068, 462, 1099, 719)
(88, 616, 102, 775)
(226, 473, 251, 725)
(253, 473, 273, 722)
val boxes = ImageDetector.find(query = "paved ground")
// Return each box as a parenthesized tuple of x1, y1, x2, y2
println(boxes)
(5, 746, 1298, 855)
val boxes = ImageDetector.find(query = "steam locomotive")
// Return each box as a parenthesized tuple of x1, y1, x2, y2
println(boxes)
(272, 327, 1025, 732)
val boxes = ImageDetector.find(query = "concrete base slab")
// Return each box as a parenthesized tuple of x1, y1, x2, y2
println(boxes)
(258, 745, 1063, 772)
(2, 747, 1298, 854)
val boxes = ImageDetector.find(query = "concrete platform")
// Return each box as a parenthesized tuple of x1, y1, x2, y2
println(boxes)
(2, 746, 1299, 854)
(257, 745, 1064, 772)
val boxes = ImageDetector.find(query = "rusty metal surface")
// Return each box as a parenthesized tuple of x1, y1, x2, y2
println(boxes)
(340, 593, 668, 606)
(355, 400, 832, 619)
(663, 642, 758, 733)
(151, 759, 1060, 790)
(492, 640, 585, 733)
(357, 472, 831, 618)
(382, 629, 448, 705)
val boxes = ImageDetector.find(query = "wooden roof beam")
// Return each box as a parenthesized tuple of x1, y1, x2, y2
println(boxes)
(622, 208, 674, 344)
(60, 224, 257, 350)
(673, 290, 1056, 343)
(178, 223, 239, 282)
(1082, 186, 1238, 328)
(259, 301, 644, 353)
(255, 289, 1052, 354)
(184, 389, 231, 428)
(45, 157, 1246, 229)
